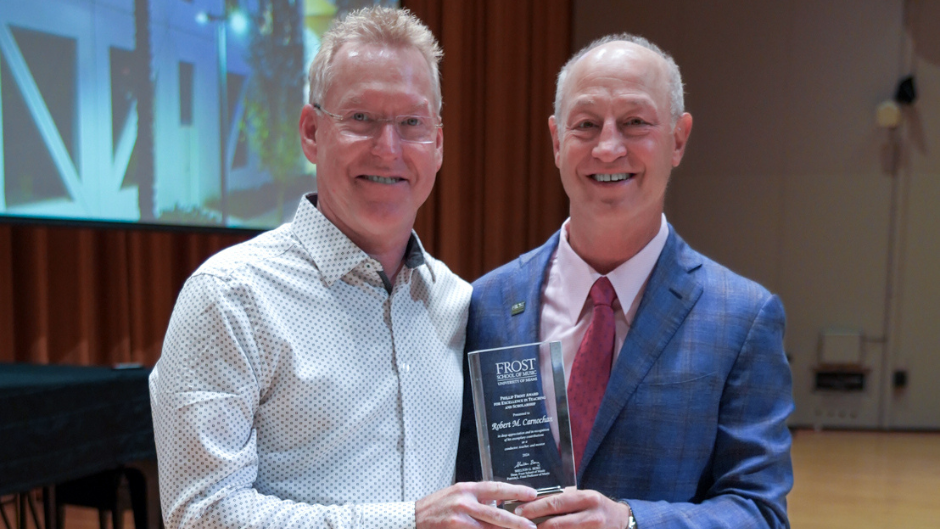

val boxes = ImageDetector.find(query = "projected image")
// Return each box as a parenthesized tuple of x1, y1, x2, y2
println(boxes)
(0, 0, 397, 229)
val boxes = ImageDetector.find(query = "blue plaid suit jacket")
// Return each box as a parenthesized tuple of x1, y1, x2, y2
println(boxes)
(458, 227, 794, 529)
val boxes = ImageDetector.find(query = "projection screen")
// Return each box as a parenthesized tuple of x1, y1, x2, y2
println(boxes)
(0, 0, 398, 230)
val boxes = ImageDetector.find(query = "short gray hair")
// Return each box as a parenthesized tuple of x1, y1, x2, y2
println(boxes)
(307, 6, 443, 113)
(554, 33, 684, 125)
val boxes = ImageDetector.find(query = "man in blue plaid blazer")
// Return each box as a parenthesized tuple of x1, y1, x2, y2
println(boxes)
(457, 34, 794, 528)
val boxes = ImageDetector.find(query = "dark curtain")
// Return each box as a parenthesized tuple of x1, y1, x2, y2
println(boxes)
(407, 0, 572, 280)
(0, 225, 251, 365)
(0, 0, 571, 367)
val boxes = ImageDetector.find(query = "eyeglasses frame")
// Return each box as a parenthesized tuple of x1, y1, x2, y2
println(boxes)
(313, 104, 442, 144)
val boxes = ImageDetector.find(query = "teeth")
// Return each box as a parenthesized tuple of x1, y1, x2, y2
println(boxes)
(364, 175, 400, 184)
(591, 173, 631, 182)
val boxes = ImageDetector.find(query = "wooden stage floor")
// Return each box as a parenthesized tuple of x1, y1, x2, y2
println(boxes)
(6, 429, 940, 529)
(788, 429, 940, 528)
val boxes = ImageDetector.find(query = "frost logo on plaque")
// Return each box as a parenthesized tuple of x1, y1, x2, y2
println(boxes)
(467, 341, 576, 496)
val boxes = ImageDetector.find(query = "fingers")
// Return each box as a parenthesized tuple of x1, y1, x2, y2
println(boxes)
(513, 490, 630, 529)
(472, 481, 538, 503)
(462, 502, 536, 529)
(514, 491, 563, 520)
(513, 490, 594, 519)
(415, 483, 539, 529)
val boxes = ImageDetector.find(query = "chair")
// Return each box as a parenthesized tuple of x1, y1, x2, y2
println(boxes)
(55, 469, 132, 529)
(1, 492, 42, 529)
(1, 495, 15, 529)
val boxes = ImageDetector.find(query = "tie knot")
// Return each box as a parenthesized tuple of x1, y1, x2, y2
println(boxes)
(589, 276, 616, 308)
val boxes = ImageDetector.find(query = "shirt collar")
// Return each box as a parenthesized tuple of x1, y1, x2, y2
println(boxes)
(402, 232, 427, 270)
(291, 194, 429, 287)
(555, 213, 670, 322)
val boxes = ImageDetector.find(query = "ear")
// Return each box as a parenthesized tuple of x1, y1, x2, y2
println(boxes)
(549, 115, 562, 169)
(299, 104, 319, 164)
(433, 123, 444, 172)
(671, 112, 693, 167)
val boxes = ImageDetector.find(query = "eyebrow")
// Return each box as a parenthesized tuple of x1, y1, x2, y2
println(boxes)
(566, 98, 597, 113)
(335, 97, 432, 114)
(565, 98, 659, 121)
(569, 96, 656, 111)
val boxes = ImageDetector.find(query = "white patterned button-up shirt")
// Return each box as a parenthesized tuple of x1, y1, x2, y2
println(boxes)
(150, 195, 471, 529)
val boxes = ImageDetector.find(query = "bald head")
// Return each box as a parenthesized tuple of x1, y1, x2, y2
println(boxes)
(554, 34, 684, 126)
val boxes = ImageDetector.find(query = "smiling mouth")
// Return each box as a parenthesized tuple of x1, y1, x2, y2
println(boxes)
(590, 173, 634, 183)
(361, 175, 404, 184)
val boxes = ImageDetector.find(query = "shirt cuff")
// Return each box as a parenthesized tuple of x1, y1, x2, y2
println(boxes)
(360, 501, 415, 529)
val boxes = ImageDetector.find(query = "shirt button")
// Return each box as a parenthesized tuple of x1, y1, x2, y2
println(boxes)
(401, 363, 410, 373)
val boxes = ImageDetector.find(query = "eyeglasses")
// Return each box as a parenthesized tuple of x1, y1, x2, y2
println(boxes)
(313, 104, 442, 144)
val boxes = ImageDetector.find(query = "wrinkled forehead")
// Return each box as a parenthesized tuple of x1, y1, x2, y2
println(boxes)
(561, 42, 671, 118)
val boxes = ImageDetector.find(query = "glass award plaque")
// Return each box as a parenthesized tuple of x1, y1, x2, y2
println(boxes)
(467, 341, 576, 496)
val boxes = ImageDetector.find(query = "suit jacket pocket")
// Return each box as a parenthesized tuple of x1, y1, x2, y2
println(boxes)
(640, 370, 719, 386)
(613, 371, 722, 495)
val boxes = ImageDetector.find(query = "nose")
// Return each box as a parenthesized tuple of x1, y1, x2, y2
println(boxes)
(592, 120, 627, 162)
(371, 121, 402, 159)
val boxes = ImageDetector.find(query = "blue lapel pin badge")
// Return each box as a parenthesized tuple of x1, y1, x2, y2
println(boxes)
(511, 301, 526, 316)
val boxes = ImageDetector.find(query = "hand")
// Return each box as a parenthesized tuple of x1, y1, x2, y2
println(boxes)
(416, 482, 539, 529)
(513, 489, 632, 529)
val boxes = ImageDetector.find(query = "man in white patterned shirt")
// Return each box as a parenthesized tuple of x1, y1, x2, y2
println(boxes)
(150, 7, 536, 529)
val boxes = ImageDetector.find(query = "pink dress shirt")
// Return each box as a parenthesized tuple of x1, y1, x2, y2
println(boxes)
(538, 214, 669, 444)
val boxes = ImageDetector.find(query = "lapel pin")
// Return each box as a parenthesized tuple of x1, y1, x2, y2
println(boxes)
(511, 301, 526, 316)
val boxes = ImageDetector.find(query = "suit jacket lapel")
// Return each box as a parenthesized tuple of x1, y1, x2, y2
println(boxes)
(505, 232, 560, 346)
(578, 228, 705, 479)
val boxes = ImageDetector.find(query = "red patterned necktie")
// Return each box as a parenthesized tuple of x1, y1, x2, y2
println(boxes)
(568, 276, 617, 471)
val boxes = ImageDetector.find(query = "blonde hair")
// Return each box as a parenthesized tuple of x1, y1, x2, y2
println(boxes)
(307, 6, 443, 113)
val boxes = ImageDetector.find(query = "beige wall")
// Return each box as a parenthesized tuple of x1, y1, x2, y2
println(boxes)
(573, 0, 940, 429)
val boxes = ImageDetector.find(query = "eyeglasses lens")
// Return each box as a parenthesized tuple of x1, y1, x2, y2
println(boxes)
(336, 111, 437, 143)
